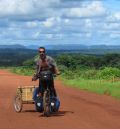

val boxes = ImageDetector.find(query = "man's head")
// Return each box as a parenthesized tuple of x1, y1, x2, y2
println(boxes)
(38, 47, 46, 60)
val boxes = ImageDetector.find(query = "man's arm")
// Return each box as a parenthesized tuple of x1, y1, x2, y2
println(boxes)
(32, 59, 40, 81)
(48, 56, 60, 75)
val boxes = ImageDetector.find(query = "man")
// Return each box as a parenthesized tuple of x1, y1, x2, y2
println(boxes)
(32, 47, 60, 97)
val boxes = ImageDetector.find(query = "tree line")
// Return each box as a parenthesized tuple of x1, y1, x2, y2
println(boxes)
(56, 53, 120, 70)
(0, 48, 120, 70)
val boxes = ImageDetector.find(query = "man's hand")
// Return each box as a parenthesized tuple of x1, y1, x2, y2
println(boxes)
(32, 74, 38, 81)
(56, 72, 60, 75)
(55, 67, 60, 75)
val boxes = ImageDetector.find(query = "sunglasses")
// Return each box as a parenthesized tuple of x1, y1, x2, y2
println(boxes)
(39, 50, 45, 53)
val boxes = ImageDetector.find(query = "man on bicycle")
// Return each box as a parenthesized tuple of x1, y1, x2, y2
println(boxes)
(32, 47, 60, 97)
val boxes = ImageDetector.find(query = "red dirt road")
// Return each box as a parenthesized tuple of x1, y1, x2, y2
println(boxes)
(0, 70, 120, 129)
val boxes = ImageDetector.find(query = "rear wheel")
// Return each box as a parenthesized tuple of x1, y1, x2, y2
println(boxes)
(13, 95, 22, 112)
(43, 90, 50, 117)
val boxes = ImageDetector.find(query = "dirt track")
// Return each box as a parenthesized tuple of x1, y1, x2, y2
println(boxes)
(0, 70, 120, 129)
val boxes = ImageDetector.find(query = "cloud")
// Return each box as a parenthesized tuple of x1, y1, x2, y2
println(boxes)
(107, 12, 120, 22)
(0, 0, 34, 16)
(100, 11, 120, 38)
(26, 21, 41, 28)
(43, 17, 61, 28)
(63, 1, 107, 18)
(0, 0, 60, 21)
(0, 0, 120, 45)
(103, 22, 120, 30)
(32, 31, 41, 39)
(46, 34, 53, 39)
(110, 33, 120, 38)
(0, 0, 107, 22)
(85, 19, 92, 29)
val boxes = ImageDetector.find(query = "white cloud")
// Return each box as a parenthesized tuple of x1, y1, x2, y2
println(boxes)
(0, 0, 33, 15)
(43, 17, 61, 28)
(55, 34, 64, 39)
(65, 1, 106, 18)
(103, 22, 120, 30)
(46, 34, 53, 39)
(26, 21, 40, 28)
(0, 27, 23, 39)
(32, 31, 41, 39)
(64, 19, 70, 23)
(107, 12, 120, 22)
(69, 32, 92, 38)
(85, 19, 92, 28)
(110, 33, 120, 38)
(43, 17, 56, 28)
(0, 0, 60, 18)
(114, 13, 120, 20)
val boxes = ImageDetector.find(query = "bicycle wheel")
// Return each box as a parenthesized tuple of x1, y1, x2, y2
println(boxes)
(13, 95, 22, 112)
(43, 90, 50, 117)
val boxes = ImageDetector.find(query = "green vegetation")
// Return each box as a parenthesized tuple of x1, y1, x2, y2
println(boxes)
(61, 67, 120, 79)
(56, 53, 120, 69)
(10, 66, 34, 76)
(61, 78, 120, 99)
(0, 49, 36, 66)
(57, 54, 120, 99)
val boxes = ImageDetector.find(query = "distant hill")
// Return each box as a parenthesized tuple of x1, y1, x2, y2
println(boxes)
(25, 44, 120, 50)
(0, 44, 120, 55)
(25, 45, 39, 49)
(45, 44, 88, 50)
(1, 44, 120, 50)
(0, 44, 26, 49)
(45, 44, 120, 50)
(0, 44, 120, 66)
(90, 45, 120, 49)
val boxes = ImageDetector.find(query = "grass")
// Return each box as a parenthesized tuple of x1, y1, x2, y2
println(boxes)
(61, 77, 120, 99)
(9, 66, 34, 76)
(0, 66, 11, 69)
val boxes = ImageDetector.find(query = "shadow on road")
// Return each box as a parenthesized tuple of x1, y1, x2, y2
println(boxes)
(22, 110, 74, 117)
(52, 110, 74, 117)
(40, 110, 74, 117)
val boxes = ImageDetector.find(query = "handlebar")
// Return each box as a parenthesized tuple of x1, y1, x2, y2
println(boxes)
(32, 72, 60, 81)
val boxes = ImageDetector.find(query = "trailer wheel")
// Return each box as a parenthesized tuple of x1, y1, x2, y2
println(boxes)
(13, 95, 22, 112)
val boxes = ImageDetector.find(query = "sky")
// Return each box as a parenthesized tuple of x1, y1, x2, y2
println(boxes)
(0, 0, 120, 46)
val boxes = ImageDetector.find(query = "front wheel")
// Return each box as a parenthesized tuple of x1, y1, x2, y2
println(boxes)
(43, 90, 50, 117)
(13, 95, 22, 112)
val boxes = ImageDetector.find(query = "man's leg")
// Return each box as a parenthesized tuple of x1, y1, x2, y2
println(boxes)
(38, 79, 43, 96)
(32, 87, 39, 101)
(50, 79, 57, 97)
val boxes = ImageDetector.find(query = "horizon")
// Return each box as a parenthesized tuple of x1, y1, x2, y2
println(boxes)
(0, 44, 120, 47)
(0, 0, 120, 46)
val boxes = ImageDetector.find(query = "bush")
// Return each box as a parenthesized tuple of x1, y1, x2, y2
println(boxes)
(22, 59, 34, 66)
(58, 65, 68, 73)
(97, 67, 120, 79)
(61, 70, 78, 79)
(80, 69, 98, 79)
(11, 66, 34, 76)
(61, 67, 120, 80)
